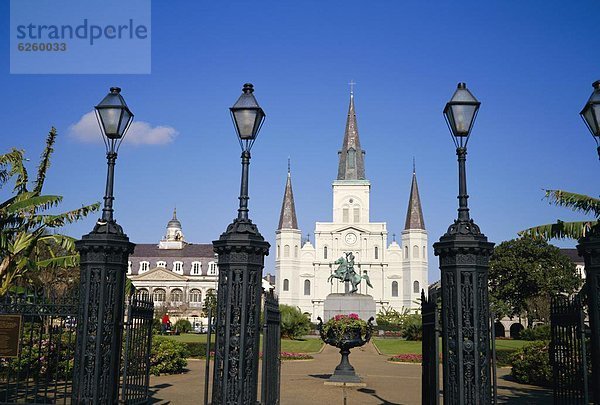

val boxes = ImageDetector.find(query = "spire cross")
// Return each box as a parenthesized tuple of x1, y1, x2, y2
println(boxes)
(393, 233, 396, 242)
(288, 156, 291, 174)
(348, 80, 356, 95)
(413, 157, 416, 174)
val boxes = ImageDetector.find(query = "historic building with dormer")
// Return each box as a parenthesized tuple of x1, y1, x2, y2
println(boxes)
(127, 210, 219, 321)
(275, 91, 428, 321)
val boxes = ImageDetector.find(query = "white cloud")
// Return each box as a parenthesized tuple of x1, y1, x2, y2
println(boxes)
(69, 111, 178, 145)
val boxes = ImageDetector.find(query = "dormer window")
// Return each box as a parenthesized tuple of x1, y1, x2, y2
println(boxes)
(173, 261, 184, 274)
(128, 261, 132, 274)
(191, 261, 201, 275)
(139, 261, 149, 273)
(208, 261, 218, 276)
(157, 260, 167, 268)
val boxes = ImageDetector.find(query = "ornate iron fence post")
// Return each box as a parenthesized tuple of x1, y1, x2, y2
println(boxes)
(211, 219, 269, 404)
(72, 224, 134, 404)
(577, 232, 600, 403)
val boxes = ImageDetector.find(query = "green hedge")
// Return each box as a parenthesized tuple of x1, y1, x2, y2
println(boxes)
(150, 336, 188, 375)
(184, 342, 210, 358)
(510, 341, 551, 386)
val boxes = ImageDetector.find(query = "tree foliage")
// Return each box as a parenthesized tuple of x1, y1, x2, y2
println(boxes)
(203, 289, 217, 318)
(279, 304, 311, 339)
(489, 238, 582, 320)
(520, 189, 600, 240)
(0, 128, 99, 294)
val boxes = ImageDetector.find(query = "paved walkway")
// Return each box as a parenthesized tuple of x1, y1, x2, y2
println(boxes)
(149, 342, 552, 404)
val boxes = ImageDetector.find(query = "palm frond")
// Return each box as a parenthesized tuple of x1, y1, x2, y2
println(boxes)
(33, 203, 100, 228)
(39, 234, 77, 253)
(4, 195, 63, 215)
(0, 149, 28, 193)
(519, 220, 597, 240)
(544, 189, 600, 218)
(36, 254, 79, 269)
(33, 128, 57, 195)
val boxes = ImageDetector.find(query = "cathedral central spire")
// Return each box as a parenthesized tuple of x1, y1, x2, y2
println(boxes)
(337, 88, 366, 180)
(278, 160, 299, 229)
(404, 167, 425, 230)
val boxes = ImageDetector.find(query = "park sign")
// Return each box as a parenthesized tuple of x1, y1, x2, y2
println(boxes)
(0, 315, 21, 358)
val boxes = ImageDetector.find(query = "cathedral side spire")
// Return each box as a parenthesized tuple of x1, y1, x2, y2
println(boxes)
(278, 162, 299, 230)
(404, 168, 425, 230)
(337, 87, 366, 180)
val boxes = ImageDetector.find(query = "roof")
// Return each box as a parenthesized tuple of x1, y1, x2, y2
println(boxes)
(167, 208, 182, 229)
(560, 248, 583, 263)
(130, 266, 189, 281)
(131, 243, 214, 258)
(278, 165, 299, 230)
(337, 92, 366, 180)
(404, 170, 425, 230)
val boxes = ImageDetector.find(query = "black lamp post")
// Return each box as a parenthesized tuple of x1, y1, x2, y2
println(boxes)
(211, 83, 270, 405)
(433, 83, 495, 404)
(72, 87, 135, 404)
(578, 80, 600, 403)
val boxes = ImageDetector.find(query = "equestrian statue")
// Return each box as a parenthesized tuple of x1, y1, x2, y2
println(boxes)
(327, 252, 373, 293)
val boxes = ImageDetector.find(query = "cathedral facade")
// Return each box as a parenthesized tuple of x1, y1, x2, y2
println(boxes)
(275, 92, 428, 321)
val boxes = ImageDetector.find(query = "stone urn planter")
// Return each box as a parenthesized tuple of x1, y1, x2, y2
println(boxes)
(317, 314, 374, 383)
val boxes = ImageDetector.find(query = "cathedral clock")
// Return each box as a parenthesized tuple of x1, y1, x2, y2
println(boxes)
(345, 232, 357, 245)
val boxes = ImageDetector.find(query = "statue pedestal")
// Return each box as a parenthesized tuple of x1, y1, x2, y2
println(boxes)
(323, 293, 376, 322)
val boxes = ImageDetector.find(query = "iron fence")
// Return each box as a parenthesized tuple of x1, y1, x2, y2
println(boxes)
(550, 294, 589, 404)
(422, 288, 439, 405)
(0, 290, 78, 405)
(120, 294, 154, 405)
(261, 291, 280, 405)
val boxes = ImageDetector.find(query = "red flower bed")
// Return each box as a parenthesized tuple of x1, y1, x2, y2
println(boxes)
(388, 353, 422, 363)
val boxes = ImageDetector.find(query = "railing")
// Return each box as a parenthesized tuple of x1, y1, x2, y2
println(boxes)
(261, 290, 280, 405)
(421, 288, 439, 405)
(550, 294, 589, 404)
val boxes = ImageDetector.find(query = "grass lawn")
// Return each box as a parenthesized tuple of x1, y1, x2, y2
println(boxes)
(162, 334, 323, 353)
(373, 338, 530, 356)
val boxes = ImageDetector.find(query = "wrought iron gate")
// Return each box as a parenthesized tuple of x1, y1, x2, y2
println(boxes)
(0, 290, 154, 405)
(0, 290, 78, 405)
(120, 294, 154, 404)
(550, 294, 589, 404)
(422, 288, 439, 405)
(261, 290, 280, 405)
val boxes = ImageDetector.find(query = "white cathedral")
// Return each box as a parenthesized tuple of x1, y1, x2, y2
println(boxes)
(275, 91, 428, 321)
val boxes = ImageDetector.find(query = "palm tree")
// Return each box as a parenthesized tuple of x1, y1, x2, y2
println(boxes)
(0, 128, 99, 294)
(519, 189, 600, 240)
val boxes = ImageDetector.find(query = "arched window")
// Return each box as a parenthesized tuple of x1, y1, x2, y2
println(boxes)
(284, 245, 290, 257)
(347, 148, 356, 169)
(343, 208, 349, 223)
(156, 260, 167, 268)
(391, 281, 398, 297)
(208, 262, 218, 275)
(294, 245, 298, 258)
(170, 288, 183, 302)
(413, 280, 420, 294)
(153, 288, 166, 302)
(304, 280, 311, 296)
(324, 246, 328, 259)
(413, 245, 419, 258)
(139, 261, 149, 273)
(277, 245, 280, 258)
(137, 288, 149, 300)
(374, 246, 379, 260)
(423, 246, 426, 259)
(191, 261, 201, 275)
(283, 279, 289, 291)
(404, 246, 408, 259)
(189, 289, 202, 303)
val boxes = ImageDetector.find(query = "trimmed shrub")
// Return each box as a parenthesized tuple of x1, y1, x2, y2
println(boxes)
(150, 336, 188, 376)
(280, 305, 311, 339)
(279, 352, 313, 360)
(174, 319, 192, 333)
(183, 342, 209, 358)
(403, 315, 423, 341)
(519, 324, 550, 341)
(510, 341, 551, 386)
(495, 348, 516, 367)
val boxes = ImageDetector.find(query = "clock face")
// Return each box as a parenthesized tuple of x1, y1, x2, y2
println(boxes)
(345, 232, 357, 245)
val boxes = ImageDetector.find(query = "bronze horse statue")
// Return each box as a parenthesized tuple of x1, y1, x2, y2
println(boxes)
(327, 254, 372, 293)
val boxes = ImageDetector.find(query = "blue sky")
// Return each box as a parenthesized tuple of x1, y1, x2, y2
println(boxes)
(2, 1, 600, 281)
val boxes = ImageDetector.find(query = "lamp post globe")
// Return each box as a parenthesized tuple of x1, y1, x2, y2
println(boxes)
(230, 83, 266, 150)
(72, 87, 136, 404)
(434, 82, 494, 404)
(580, 80, 600, 158)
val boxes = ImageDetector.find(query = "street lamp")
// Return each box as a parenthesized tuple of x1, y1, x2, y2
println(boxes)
(578, 79, 600, 403)
(433, 82, 494, 404)
(580, 80, 600, 159)
(72, 87, 135, 404)
(211, 83, 270, 405)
